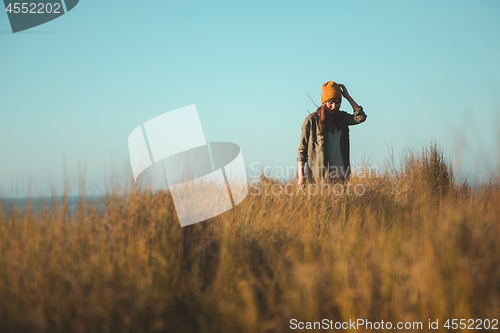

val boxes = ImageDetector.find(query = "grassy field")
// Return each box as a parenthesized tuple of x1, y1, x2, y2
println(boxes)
(0, 143, 499, 332)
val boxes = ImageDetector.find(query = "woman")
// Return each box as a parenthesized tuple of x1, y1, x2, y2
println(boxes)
(297, 81, 367, 189)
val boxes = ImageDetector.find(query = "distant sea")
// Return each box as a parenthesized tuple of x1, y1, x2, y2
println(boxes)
(1, 195, 107, 220)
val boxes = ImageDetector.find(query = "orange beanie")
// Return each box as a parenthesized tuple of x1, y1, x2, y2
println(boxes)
(321, 81, 342, 104)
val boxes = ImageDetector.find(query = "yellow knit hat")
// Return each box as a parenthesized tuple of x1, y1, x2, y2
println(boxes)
(321, 81, 342, 104)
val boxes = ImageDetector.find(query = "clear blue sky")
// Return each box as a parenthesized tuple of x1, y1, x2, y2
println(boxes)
(1, 0, 499, 197)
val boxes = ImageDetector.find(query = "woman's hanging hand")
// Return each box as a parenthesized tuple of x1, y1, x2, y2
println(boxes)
(297, 176, 306, 190)
(297, 161, 306, 190)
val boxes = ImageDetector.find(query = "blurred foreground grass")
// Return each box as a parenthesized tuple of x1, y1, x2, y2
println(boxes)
(0, 142, 499, 332)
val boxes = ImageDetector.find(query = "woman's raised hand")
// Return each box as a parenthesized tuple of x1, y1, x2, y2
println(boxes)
(339, 84, 350, 98)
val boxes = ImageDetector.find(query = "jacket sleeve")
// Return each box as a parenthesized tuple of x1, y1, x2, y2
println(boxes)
(343, 106, 367, 126)
(297, 116, 310, 162)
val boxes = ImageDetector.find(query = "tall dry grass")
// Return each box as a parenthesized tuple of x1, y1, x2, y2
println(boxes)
(0, 142, 499, 332)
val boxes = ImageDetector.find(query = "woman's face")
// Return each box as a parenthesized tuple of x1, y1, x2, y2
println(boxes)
(325, 98, 341, 113)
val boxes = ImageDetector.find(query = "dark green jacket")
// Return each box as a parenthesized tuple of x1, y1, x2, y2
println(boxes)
(297, 105, 367, 182)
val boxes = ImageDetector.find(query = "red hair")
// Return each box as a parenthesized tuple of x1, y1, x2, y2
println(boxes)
(313, 104, 340, 136)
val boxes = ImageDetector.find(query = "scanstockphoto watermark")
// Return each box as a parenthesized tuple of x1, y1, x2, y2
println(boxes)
(290, 318, 424, 330)
(252, 180, 366, 198)
(249, 162, 379, 180)
(128, 105, 249, 227)
(4, 1, 80, 33)
(248, 162, 380, 198)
